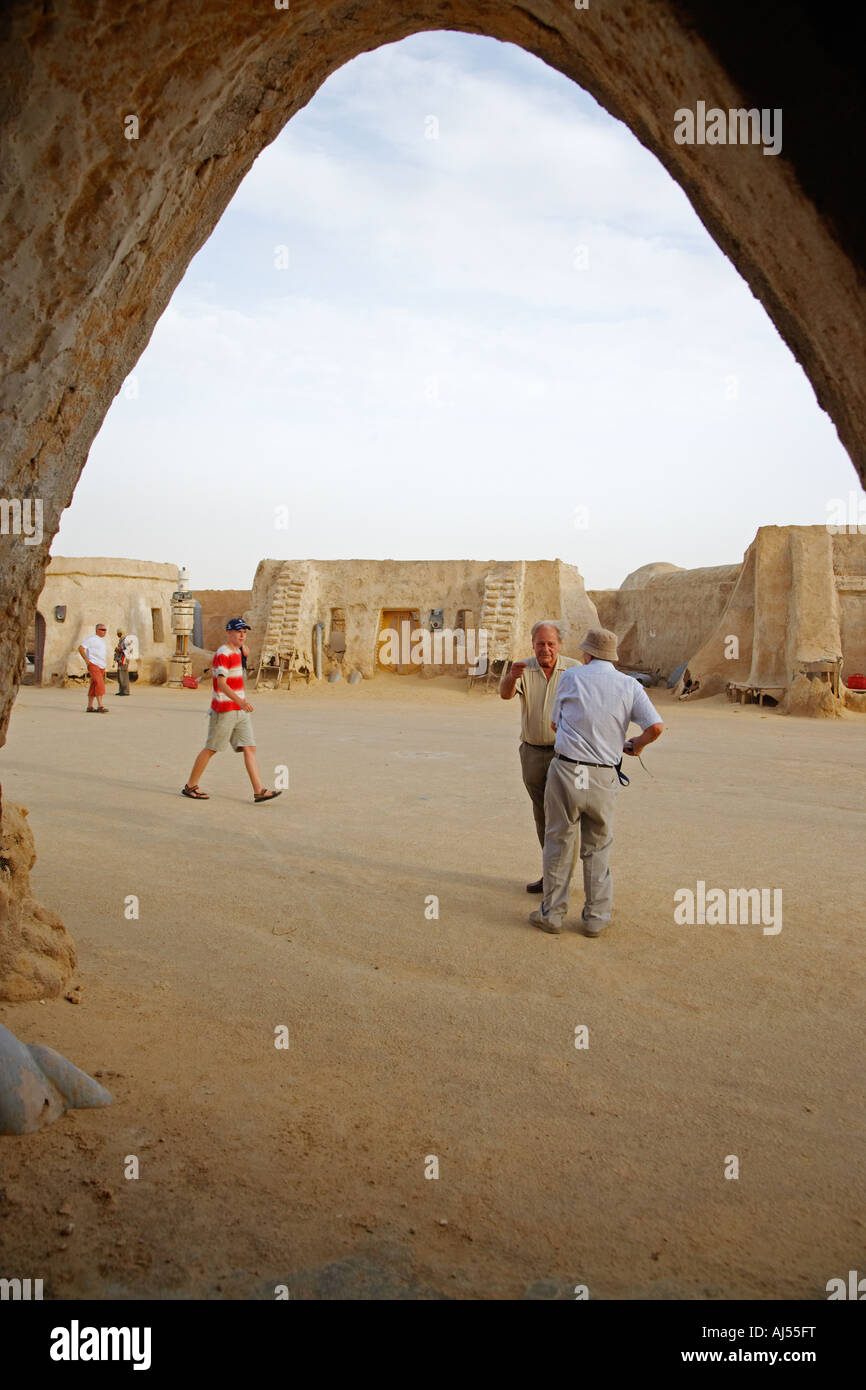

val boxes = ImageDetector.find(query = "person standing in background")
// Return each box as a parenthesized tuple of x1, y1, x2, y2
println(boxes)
(115, 629, 131, 696)
(499, 620, 580, 892)
(78, 623, 109, 713)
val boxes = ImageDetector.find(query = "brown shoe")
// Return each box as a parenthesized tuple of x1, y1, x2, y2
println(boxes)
(525, 877, 544, 894)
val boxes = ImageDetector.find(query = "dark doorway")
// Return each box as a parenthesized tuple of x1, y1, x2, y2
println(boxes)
(23, 610, 45, 685)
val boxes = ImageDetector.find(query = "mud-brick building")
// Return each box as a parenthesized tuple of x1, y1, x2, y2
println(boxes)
(245, 559, 600, 681)
(26, 557, 177, 685)
(590, 525, 866, 713)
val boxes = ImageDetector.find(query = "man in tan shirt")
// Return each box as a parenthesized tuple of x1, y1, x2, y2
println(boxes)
(500, 620, 580, 892)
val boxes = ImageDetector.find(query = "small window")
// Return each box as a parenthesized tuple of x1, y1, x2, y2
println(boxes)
(151, 607, 164, 643)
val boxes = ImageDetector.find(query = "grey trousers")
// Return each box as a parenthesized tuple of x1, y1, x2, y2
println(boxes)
(117, 664, 130, 694)
(542, 756, 618, 926)
(519, 742, 555, 848)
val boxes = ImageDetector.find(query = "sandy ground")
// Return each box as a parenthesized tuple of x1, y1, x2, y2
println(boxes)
(0, 677, 864, 1300)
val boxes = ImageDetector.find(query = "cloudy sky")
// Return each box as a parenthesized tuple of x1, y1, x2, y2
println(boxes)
(53, 32, 861, 592)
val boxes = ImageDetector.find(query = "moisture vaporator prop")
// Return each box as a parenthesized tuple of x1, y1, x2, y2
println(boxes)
(168, 565, 195, 687)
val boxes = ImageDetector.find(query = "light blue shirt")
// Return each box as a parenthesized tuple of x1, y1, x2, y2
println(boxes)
(551, 660, 662, 766)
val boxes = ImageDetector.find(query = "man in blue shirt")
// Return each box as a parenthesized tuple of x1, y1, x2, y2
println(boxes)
(529, 628, 663, 937)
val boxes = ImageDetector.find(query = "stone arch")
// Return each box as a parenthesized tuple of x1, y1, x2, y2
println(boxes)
(1, 0, 864, 753)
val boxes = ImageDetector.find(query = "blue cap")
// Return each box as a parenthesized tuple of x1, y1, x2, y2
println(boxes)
(226, 618, 251, 631)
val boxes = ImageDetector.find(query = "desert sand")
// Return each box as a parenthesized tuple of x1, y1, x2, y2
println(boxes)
(0, 679, 864, 1300)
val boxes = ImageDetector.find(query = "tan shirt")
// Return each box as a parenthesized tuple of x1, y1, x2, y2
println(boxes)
(505, 655, 580, 746)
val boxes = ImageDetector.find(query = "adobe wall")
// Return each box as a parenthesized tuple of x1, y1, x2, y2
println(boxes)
(197, 589, 253, 653)
(832, 532, 866, 680)
(248, 558, 599, 679)
(36, 557, 177, 684)
(685, 526, 866, 705)
(588, 563, 741, 675)
(522, 559, 599, 660)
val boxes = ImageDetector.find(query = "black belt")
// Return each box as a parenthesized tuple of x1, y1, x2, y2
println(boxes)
(555, 752, 630, 787)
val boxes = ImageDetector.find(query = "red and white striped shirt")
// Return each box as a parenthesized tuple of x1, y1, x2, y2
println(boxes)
(211, 645, 245, 712)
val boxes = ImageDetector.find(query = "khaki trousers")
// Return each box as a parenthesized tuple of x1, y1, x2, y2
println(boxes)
(519, 742, 555, 848)
(542, 756, 618, 926)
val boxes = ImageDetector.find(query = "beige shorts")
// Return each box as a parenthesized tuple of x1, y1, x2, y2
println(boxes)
(206, 708, 255, 753)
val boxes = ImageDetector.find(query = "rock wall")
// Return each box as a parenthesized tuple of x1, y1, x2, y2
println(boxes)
(0, 799, 76, 1003)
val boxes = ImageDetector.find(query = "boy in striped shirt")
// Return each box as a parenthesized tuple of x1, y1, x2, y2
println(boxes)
(181, 618, 282, 803)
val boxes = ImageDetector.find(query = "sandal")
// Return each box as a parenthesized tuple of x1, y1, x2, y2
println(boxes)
(253, 789, 282, 803)
(96, 707, 109, 713)
(182, 784, 210, 799)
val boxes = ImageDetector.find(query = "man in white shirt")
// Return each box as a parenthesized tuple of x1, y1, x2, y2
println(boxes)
(529, 628, 663, 937)
(499, 620, 580, 892)
(78, 623, 109, 713)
